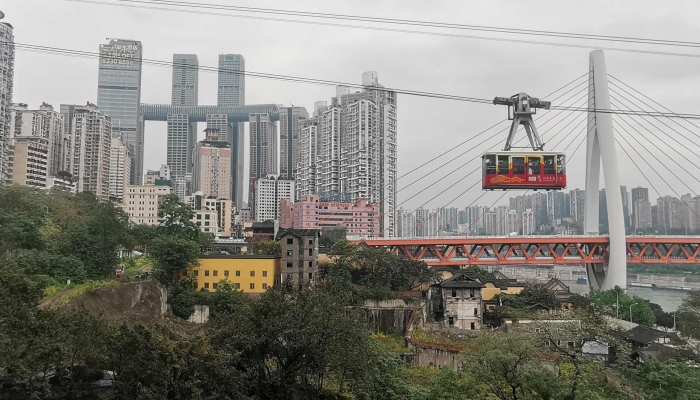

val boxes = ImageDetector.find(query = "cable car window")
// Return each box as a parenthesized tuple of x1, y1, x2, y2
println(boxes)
(544, 155, 555, 174)
(497, 155, 509, 174)
(512, 157, 525, 174)
(557, 154, 566, 174)
(484, 155, 496, 174)
(528, 157, 541, 174)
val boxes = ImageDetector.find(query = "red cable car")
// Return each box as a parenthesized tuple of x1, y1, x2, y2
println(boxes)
(482, 92, 567, 191)
(482, 151, 566, 190)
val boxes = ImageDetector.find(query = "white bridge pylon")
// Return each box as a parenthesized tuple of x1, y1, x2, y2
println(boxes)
(584, 50, 627, 290)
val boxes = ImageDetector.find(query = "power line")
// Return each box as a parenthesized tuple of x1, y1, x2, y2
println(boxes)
(12, 41, 700, 120)
(62, 0, 700, 58)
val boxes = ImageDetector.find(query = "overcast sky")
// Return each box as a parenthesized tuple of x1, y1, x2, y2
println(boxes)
(6, 0, 700, 209)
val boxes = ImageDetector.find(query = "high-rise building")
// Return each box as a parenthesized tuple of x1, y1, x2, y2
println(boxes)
(254, 175, 294, 222)
(109, 138, 132, 203)
(631, 187, 652, 230)
(279, 106, 309, 180)
(0, 12, 14, 182)
(217, 54, 245, 107)
(6, 136, 49, 188)
(97, 39, 142, 185)
(122, 181, 172, 226)
(9, 102, 65, 176)
(569, 189, 585, 223)
(192, 128, 231, 200)
(63, 103, 112, 199)
(168, 55, 199, 188)
(279, 194, 379, 237)
(172, 54, 199, 106)
(186, 191, 234, 237)
(249, 114, 278, 210)
(144, 164, 171, 185)
(296, 73, 397, 237)
(206, 113, 244, 207)
(414, 208, 431, 237)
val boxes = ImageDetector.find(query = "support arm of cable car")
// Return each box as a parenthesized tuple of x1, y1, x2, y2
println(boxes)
(494, 93, 551, 151)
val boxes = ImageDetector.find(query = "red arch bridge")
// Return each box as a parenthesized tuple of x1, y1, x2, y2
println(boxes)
(356, 236, 700, 267)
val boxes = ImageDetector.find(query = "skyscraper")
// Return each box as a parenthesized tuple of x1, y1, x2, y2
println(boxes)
(193, 128, 231, 200)
(9, 102, 65, 176)
(254, 175, 294, 222)
(172, 54, 199, 106)
(631, 186, 652, 230)
(109, 137, 132, 202)
(279, 106, 309, 180)
(97, 39, 142, 185)
(167, 54, 199, 184)
(217, 54, 245, 107)
(63, 103, 112, 199)
(249, 113, 278, 211)
(0, 12, 14, 182)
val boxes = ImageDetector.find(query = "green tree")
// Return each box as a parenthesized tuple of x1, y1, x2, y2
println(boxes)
(497, 283, 560, 310)
(149, 235, 199, 284)
(625, 359, 700, 400)
(4, 249, 87, 284)
(209, 279, 242, 317)
(254, 239, 281, 256)
(462, 333, 554, 400)
(589, 288, 655, 326)
(158, 194, 199, 240)
(678, 292, 700, 341)
(209, 284, 375, 399)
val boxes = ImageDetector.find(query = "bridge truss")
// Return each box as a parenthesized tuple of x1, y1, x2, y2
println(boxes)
(360, 237, 700, 267)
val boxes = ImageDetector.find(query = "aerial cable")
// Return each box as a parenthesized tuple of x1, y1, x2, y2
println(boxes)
(62, 0, 700, 58)
(614, 136, 691, 233)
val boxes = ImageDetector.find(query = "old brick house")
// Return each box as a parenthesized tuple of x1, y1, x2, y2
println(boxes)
(428, 272, 484, 330)
(277, 229, 319, 288)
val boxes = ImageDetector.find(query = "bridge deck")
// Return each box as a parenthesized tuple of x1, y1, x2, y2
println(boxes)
(357, 236, 700, 266)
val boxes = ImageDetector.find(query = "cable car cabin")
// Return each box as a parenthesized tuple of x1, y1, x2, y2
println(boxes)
(482, 152, 566, 190)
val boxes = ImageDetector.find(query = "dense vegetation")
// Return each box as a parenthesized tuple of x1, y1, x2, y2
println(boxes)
(1, 185, 700, 399)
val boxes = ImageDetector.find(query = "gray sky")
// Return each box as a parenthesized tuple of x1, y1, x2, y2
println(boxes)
(6, 0, 700, 209)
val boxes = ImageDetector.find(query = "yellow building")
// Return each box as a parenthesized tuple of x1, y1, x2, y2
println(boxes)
(187, 255, 281, 293)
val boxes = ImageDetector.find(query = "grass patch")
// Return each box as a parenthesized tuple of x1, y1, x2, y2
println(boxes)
(43, 279, 121, 306)
(411, 326, 475, 350)
(405, 365, 440, 387)
(372, 333, 409, 353)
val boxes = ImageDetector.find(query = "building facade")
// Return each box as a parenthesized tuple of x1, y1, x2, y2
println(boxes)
(631, 186, 652, 230)
(172, 54, 199, 106)
(428, 272, 484, 330)
(121, 181, 172, 226)
(64, 103, 112, 199)
(278, 229, 319, 288)
(109, 137, 132, 202)
(186, 191, 234, 237)
(254, 175, 294, 222)
(217, 54, 245, 107)
(7, 136, 49, 188)
(249, 114, 278, 208)
(190, 255, 280, 293)
(279, 106, 309, 180)
(97, 39, 142, 185)
(9, 102, 65, 177)
(0, 14, 13, 182)
(279, 194, 379, 237)
(192, 128, 231, 200)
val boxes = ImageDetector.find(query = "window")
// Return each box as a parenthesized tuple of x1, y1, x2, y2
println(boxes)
(497, 155, 509, 174)
(470, 322, 475, 330)
(262, 271, 267, 277)
(250, 283, 255, 290)
(204, 270, 209, 277)
(451, 288, 457, 297)
(308, 249, 313, 256)
(287, 238, 294, 244)
(193, 270, 198, 277)
(527, 157, 541, 175)
(213, 270, 218, 277)
(286, 274, 292, 280)
(470, 289, 475, 298)
(308, 239, 313, 245)
(213, 282, 218, 290)
(474, 308, 478, 316)
(204, 282, 209, 289)
(484, 154, 496, 174)
(448, 317, 454, 326)
(224, 270, 229, 277)
(308, 261, 313, 269)
(512, 157, 525, 174)
(287, 262, 293, 269)
(557, 154, 566, 174)
(535, 328, 541, 333)
(235, 283, 240, 289)
(262, 283, 268, 289)
(544, 155, 555, 174)
(308, 272, 313, 280)
(250, 271, 255, 277)
(287, 250, 293, 257)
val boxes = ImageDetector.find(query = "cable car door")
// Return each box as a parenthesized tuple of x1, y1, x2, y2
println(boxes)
(527, 155, 541, 184)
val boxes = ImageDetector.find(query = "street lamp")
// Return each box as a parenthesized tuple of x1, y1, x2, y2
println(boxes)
(630, 303, 637, 324)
